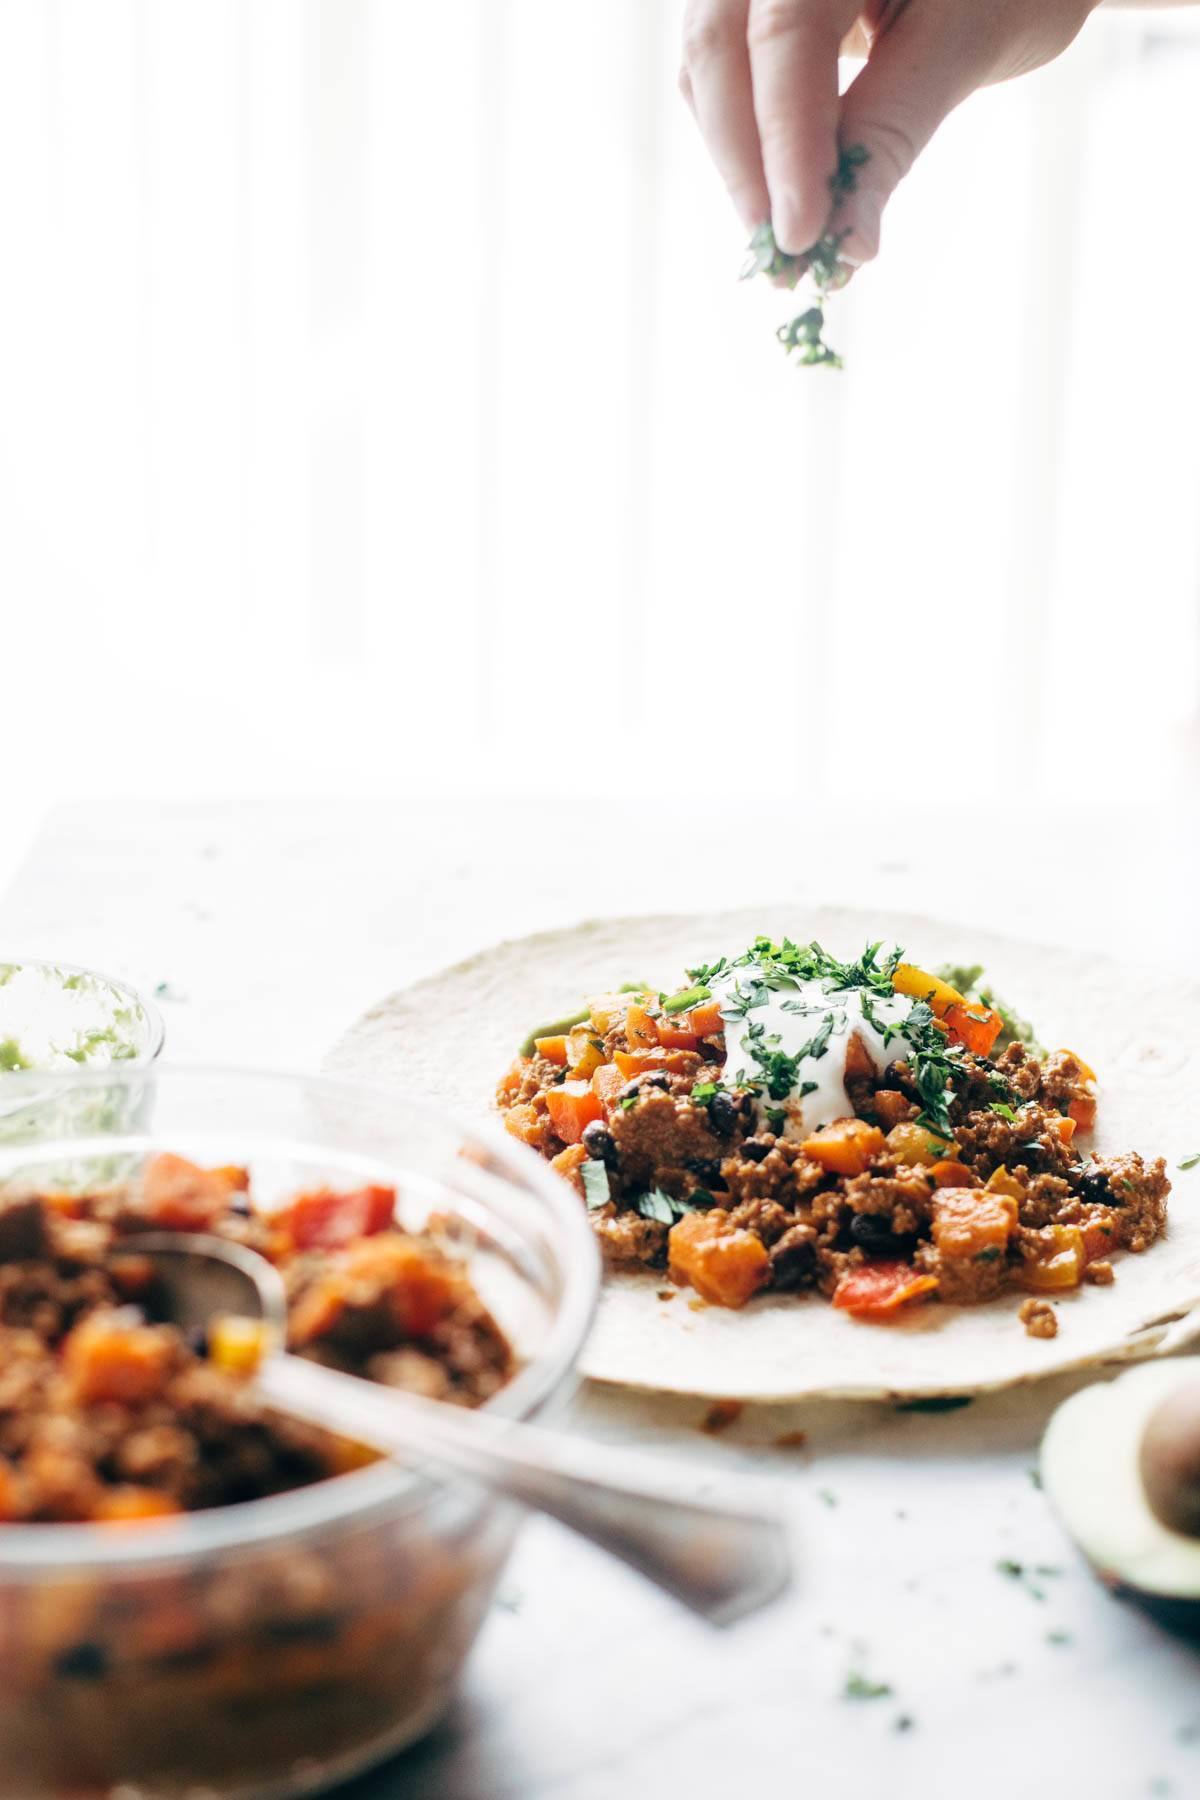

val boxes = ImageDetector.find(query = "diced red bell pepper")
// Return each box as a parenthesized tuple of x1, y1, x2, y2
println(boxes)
(286, 1184, 397, 1251)
(832, 1260, 938, 1316)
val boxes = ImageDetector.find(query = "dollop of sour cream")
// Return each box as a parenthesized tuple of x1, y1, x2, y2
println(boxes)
(0, 963, 150, 1072)
(710, 961, 917, 1139)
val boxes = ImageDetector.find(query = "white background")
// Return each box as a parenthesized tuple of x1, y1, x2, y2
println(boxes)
(1, 0, 1199, 900)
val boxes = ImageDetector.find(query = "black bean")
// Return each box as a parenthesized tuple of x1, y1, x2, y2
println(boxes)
(581, 1121, 619, 1170)
(54, 1642, 108, 1680)
(186, 1325, 210, 1358)
(1080, 1167, 1111, 1206)
(741, 1137, 772, 1164)
(683, 1157, 725, 1187)
(850, 1213, 896, 1249)
(708, 1089, 754, 1139)
(770, 1224, 817, 1289)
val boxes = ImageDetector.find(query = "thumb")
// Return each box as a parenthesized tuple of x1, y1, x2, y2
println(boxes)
(833, 4, 985, 266)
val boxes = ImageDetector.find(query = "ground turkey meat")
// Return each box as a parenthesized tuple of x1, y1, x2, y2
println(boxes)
(0, 1160, 514, 1522)
(499, 971, 1171, 1324)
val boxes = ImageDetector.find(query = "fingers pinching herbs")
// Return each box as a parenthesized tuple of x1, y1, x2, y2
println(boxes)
(681, 0, 772, 232)
(746, 0, 859, 254)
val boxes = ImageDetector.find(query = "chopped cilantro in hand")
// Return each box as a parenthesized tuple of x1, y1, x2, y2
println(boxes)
(741, 144, 869, 371)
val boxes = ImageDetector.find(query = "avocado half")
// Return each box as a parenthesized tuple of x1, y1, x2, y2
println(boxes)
(1041, 1357, 1200, 1637)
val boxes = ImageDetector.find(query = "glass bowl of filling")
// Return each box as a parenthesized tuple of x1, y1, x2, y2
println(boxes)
(0, 1066, 598, 1800)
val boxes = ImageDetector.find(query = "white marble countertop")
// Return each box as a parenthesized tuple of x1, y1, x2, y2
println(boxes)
(4, 795, 1200, 1800)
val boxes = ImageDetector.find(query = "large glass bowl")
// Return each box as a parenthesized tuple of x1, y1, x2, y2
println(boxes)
(0, 1066, 599, 1800)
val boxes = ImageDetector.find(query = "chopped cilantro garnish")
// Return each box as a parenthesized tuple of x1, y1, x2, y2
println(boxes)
(1179, 1153, 1200, 1171)
(580, 1160, 611, 1212)
(990, 1103, 1017, 1121)
(633, 1187, 715, 1224)
(635, 1188, 675, 1225)
(843, 1671, 893, 1701)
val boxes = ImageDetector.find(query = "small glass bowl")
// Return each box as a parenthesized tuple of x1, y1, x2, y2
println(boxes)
(0, 956, 165, 1070)
(0, 1066, 598, 1800)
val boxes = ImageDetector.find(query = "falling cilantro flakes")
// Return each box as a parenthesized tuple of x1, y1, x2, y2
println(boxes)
(843, 1671, 893, 1701)
(1179, 1153, 1200, 1171)
(741, 145, 869, 370)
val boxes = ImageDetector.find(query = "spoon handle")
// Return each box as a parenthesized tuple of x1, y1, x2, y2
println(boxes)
(257, 1353, 792, 1627)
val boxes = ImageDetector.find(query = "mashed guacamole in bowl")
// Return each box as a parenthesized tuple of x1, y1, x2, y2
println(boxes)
(0, 960, 163, 1073)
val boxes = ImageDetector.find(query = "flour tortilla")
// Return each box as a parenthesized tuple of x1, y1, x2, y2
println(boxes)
(325, 907, 1200, 1401)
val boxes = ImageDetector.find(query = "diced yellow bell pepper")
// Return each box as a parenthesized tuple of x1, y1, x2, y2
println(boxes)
(890, 963, 965, 1019)
(208, 1314, 268, 1377)
(1015, 1225, 1085, 1292)
(985, 1164, 1024, 1203)
(588, 992, 635, 1034)
(566, 1024, 606, 1081)
(886, 1120, 953, 1168)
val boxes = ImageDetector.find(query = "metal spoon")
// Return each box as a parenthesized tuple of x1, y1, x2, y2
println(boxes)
(122, 1232, 793, 1627)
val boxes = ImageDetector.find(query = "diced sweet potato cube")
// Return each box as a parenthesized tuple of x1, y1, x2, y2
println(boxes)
(1059, 1047, 1097, 1083)
(624, 1003, 660, 1050)
(496, 1057, 530, 1104)
(140, 1153, 232, 1231)
(290, 1234, 463, 1348)
(931, 1160, 976, 1188)
(802, 1118, 886, 1176)
(94, 1486, 182, 1522)
(687, 1000, 724, 1039)
(872, 1090, 914, 1130)
(1067, 1095, 1097, 1132)
(1081, 1215, 1116, 1261)
(589, 992, 643, 1034)
(843, 1029, 876, 1085)
(534, 1035, 569, 1065)
(592, 1064, 626, 1112)
(668, 1211, 769, 1309)
(64, 1313, 177, 1405)
(545, 1081, 603, 1145)
(550, 1143, 588, 1191)
(931, 1188, 1015, 1260)
(503, 1102, 542, 1146)
(613, 1049, 690, 1080)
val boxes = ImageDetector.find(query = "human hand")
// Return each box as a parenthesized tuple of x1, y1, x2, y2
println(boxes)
(680, 0, 1098, 266)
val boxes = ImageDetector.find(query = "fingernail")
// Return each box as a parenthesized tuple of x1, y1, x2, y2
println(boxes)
(773, 192, 814, 256)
